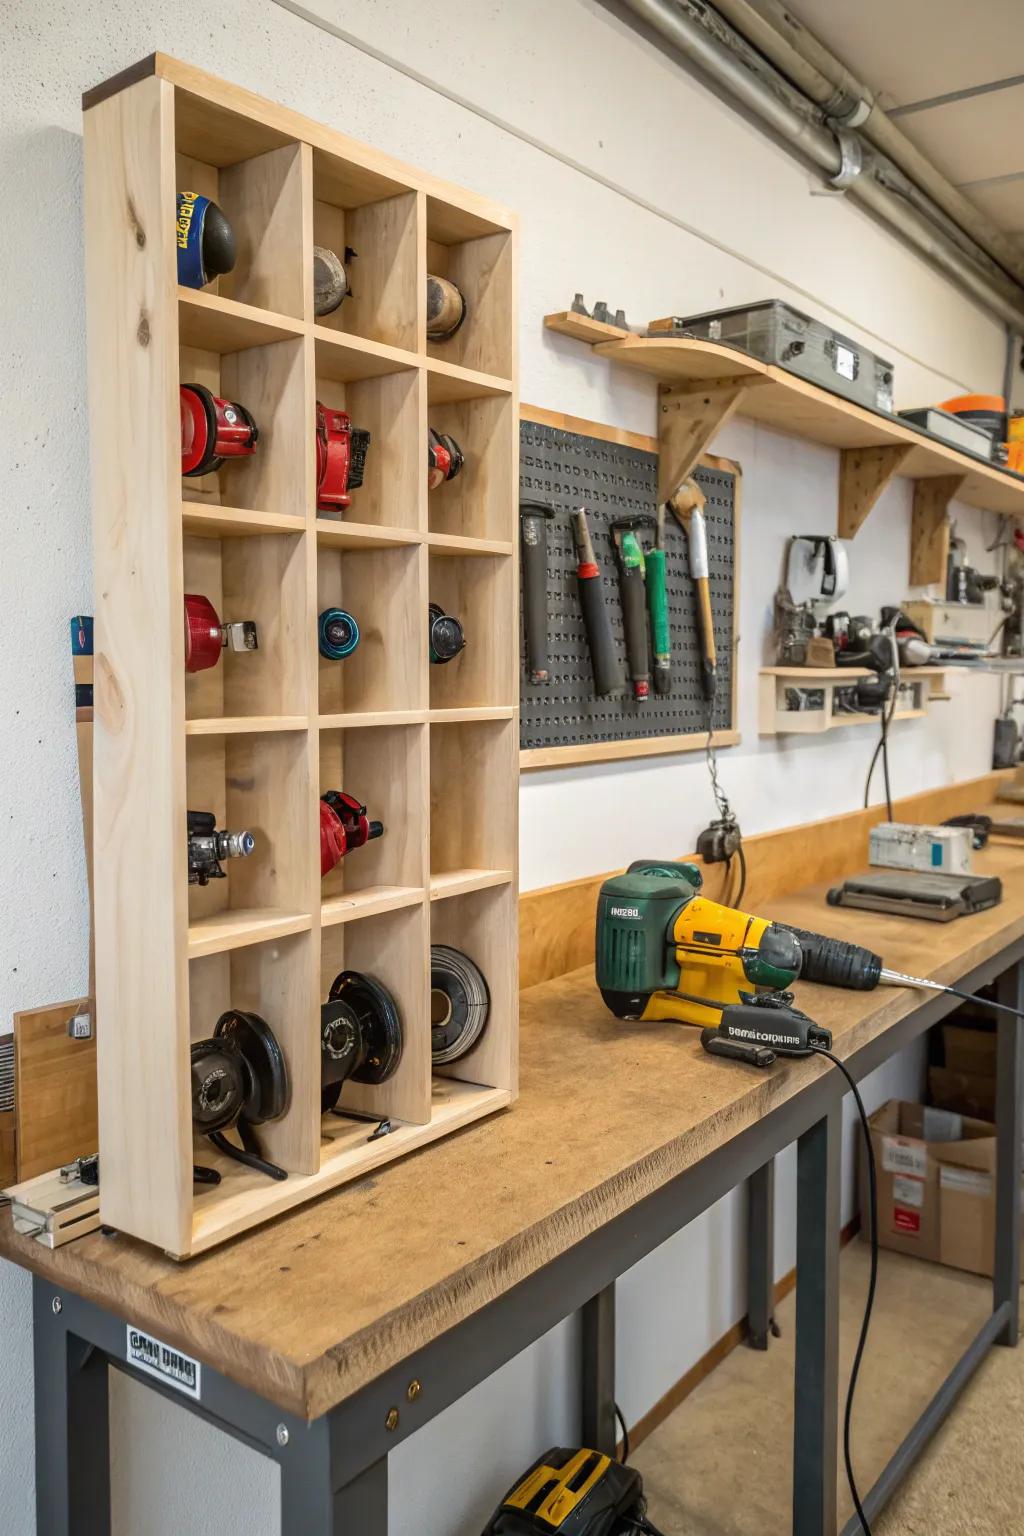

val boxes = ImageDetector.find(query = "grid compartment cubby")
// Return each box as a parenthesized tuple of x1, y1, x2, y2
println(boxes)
(87, 55, 518, 1256)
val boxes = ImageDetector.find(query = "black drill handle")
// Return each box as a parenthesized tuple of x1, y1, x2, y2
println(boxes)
(783, 926, 882, 991)
(520, 502, 554, 684)
(578, 572, 622, 696)
(619, 567, 650, 699)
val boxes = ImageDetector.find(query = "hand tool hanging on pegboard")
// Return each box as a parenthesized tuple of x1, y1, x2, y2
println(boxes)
(611, 516, 654, 702)
(571, 507, 622, 697)
(666, 480, 716, 699)
(519, 499, 555, 684)
(646, 502, 671, 695)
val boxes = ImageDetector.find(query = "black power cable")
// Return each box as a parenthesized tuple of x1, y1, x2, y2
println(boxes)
(614, 1401, 630, 1464)
(811, 1046, 877, 1536)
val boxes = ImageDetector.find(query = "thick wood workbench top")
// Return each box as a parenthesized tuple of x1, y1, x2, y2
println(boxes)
(4, 833, 1024, 1419)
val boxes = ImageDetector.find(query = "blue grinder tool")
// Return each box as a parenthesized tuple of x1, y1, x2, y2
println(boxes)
(176, 192, 237, 289)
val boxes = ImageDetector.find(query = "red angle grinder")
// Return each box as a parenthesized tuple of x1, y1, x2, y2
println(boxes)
(316, 402, 371, 513)
(428, 428, 464, 490)
(184, 594, 258, 673)
(320, 791, 384, 877)
(180, 383, 258, 477)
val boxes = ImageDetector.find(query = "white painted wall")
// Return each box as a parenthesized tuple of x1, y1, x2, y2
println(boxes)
(0, 1, 1009, 1530)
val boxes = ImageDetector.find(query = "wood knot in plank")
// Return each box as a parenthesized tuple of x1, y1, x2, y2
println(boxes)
(137, 312, 150, 348)
(126, 197, 146, 248)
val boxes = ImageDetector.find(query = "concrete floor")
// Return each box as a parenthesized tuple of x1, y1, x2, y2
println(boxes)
(633, 1243, 1024, 1534)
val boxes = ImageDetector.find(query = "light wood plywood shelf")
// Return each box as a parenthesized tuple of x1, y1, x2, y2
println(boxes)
(85, 53, 518, 1258)
(547, 326, 1024, 537)
(758, 666, 947, 736)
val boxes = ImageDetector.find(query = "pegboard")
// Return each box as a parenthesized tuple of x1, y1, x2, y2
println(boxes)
(519, 410, 738, 766)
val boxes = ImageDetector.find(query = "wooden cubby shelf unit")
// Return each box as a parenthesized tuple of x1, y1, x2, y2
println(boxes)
(544, 322, 1024, 574)
(85, 54, 518, 1257)
(758, 666, 947, 737)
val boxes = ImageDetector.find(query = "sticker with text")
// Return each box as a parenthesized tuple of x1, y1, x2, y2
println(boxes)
(892, 1206, 921, 1235)
(893, 1174, 924, 1209)
(881, 1136, 927, 1180)
(126, 1326, 201, 1399)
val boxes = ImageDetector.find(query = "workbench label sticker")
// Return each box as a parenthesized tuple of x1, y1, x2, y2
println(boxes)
(881, 1136, 928, 1180)
(892, 1175, 924, 1209)
(126, 1326, 201, 1399)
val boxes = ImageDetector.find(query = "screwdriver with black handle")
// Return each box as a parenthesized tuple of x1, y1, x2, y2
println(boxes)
(611, 516, 654, 702)
(572, 507, 622, 697)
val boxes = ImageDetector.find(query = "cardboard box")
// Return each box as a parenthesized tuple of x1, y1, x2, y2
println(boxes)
(862, 1099, 1022, 1280)
(942, 1021, 996, 1075)
(928, 1064, 996, 1121)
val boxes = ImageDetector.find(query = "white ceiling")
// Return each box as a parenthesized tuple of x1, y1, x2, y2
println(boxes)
(784, 0, 1024, 249)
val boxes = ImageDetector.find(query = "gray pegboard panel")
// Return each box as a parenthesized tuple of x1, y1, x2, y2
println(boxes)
(519, 418, 736, 752)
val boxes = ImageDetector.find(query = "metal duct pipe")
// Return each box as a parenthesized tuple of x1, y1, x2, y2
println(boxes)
(713, 0, 1024, 289)
(622, 0, 1024, 329)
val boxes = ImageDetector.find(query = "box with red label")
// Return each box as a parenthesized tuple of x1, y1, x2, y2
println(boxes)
(858, 1100, 994, 1265)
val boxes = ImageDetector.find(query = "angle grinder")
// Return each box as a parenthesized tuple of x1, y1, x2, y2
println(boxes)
(191, 1010, 290, 1180)
(316, 402, 371, 513)
(428, 428, 464, 489)
(431, 945, 490, 1064)
(176, 192, 236, 290)
(426, 273, 466, 342)
(428, 602, 465, 664)
(483, 1447, 663, 1535)
(320, 790, 383, 877)
(313, 244, 355, 316)
(184, 593, 258, 673)
(321, 970, 403, 1112)
(180, 383, 258, 477)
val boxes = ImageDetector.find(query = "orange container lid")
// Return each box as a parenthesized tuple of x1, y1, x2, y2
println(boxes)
(938, 393, 1005, 414)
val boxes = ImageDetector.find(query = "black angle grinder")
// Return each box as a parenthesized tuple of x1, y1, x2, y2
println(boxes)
(428, 428, 464, 489)
(429, 602, 465, 663)
(187, 810, 255, 886)
(431, 946, 490, 1064)
(321, 971, 403, 1113)
(191, 1010, 290, 1181)
(176, 192, 236, 290)
(483, 1446, 664, 1535)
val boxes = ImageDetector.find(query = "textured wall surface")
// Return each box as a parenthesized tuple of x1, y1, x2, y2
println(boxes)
(0, 1, 1009, 1530)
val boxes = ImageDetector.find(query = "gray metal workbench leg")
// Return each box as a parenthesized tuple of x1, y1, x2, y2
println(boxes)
(581, 1284, 617, 1455)
(793, 1105, 841, 1536)
(33, 1286, 111, 1536)
(995, 963, 1023, 1347)
(747, 1158, 776, 1349)
(280, 1421, 387, 1535)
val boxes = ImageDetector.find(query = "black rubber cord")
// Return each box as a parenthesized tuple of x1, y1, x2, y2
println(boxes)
(614, 1400, 630, 1463)
(811, 1046, 877, 1536)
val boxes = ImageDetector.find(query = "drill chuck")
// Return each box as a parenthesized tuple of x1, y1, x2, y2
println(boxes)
(783, 926, 883, 991)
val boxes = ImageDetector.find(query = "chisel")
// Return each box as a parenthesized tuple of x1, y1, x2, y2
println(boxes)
(666, 479, 716, 699)
(646, 501, 671, 694)
(571, 508, 622, 696)
(519, 499, 556, 684)
(611, 516, 655, 702)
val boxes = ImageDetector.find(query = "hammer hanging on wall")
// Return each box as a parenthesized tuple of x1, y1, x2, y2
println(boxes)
(667, 479, 716, 699)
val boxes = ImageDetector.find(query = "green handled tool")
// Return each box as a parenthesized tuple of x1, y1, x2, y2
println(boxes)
(611, 516, 654, 702)
(646, 502, 670, 694)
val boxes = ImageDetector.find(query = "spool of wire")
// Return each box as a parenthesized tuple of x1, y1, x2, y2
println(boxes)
(430, 946, 490, 1064)
(318, 607, 360, 660)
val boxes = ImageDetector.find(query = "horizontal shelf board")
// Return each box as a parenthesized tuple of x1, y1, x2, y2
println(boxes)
(425, 357, 514, 404)
(429, 868, 513, 900)
(520, 728, 740, 771)
(187, 908, 312, 959)
(769, 709, 926, 736)
(321, 885, 425, 926)
(315, 517, 422, 551)
(178, 288, 304, 351)
(319, 710, 428, 730)
(544, 311, 631, 344)
(182, 502, 307, 537)
(428, 706, 516, 724)
(761, 665, 945, 680)
(185, 716, 308, 735)
(426, 531, 514, 557)
(188, 1082, 511, 1254)
(313, 327, 420, 383)
(595, 336, 1024, 517)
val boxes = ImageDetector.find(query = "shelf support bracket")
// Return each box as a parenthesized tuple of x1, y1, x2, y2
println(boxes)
(837, 444, 914, 539)
(657, 378, 754, 499)
(910, 475, 967, 586)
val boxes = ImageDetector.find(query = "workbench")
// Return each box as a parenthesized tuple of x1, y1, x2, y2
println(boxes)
(4, 833, 1023, 1536)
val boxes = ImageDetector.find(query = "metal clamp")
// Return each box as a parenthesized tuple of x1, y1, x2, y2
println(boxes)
(826, 123, 864, 192)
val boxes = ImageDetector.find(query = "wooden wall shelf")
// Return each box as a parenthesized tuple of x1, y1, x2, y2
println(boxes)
(85, 54, 519, 1257)
(758, 665, 947, 736)
(544, 323, 1024, 527)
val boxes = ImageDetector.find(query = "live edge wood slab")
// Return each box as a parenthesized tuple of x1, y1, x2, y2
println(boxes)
(4, 830, 1024, 1420)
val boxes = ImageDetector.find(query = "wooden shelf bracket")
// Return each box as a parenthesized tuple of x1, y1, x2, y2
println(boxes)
(657, 378, 753, 499)
(910, 475, 967, 586)
(838, 444, 914, 539)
